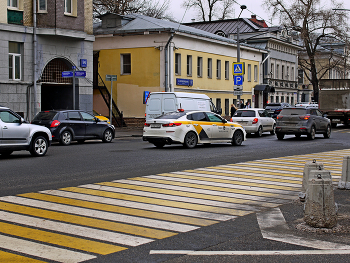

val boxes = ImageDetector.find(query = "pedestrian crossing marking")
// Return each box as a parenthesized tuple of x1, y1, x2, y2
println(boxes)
(1, 148, 350, 262)
(0, 250, 45, 263)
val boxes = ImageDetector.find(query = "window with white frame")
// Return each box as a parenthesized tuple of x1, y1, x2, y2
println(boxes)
(254, 65, 258, 82)
(208, 58, 212, 78)
(291, 67, 294, 81)
(216, 59, 221, 79)
(270, 63, 274, 78)
(65, 0, 72, 14)
(38, 0, 47, 12)
(225, 61, 229, 80)
(247, 64, 251, 81)
(120, 54, 131, 75)
(197, 57, 203, 77)
(187, 55, 192, 76)
(9, 42, 21, 80)
(281, 65, 284, 80)
(276, 64, 279, 79)
(286, 66, 289, 80)
(7, 0, 18, 8)
(175, 53, 181, 75)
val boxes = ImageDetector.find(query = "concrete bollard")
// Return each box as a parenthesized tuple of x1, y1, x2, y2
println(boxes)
(338, 156, 350, 190)
(304, 173, 337, 228)
(299, 160, 324, 202)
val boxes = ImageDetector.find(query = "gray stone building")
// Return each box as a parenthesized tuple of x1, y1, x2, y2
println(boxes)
(0, 0, 94, 120)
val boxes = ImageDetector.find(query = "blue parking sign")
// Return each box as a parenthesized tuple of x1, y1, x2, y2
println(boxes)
(234, 75, 243, 85)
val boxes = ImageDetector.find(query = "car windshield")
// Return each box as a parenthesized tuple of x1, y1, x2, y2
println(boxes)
(233, 110, 256, 117)
(156, 111, 187, 119)
(33, 111, 57, 120)
(280, 108, 307, 115)
(265, 104, 281, 109)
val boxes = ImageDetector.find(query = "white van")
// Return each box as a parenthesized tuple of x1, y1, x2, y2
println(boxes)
(145, 92, 221, 121)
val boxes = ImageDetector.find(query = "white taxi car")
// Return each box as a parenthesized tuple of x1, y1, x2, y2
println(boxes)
(143, 110, 246, 148)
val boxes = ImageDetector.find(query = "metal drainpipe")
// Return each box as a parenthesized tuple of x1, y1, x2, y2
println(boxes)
(33, 0, 38, 119)
(164, 33, 174, 92)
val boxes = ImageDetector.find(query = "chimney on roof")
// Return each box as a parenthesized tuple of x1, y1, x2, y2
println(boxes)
(191, 19, 195, 22)
(251, 15, 256, 19)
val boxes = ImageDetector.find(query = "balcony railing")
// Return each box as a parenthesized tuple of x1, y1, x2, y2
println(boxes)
(8, 9, 23, 25)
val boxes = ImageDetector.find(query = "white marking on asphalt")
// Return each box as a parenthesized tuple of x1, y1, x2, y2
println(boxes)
(0, 234, 96, 263)
(0, 196, 198, 233)
(257, 207, 350, 250)
(40, 189, 234, 221)
(0, 210, 152, 247)
(208, 166, 303, 175)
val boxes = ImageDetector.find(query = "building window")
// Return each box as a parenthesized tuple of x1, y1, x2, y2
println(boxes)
(298, 69, 304, 84)
(254, 65, 258, 82)
(286, 96, 290, 103)
(187, 55, 192, 76)
(276, 96, 279, 103)
(286, 66, 289, 80)
(175, 53, 181, 75)
(225, 61, 229, 80)
(281, 65, 285, 80)
(276, 64, 279, 79)
(225, 99, 229, 115)
(7, 0, 18, 8)
(247, 64, 251, 81)
(9, 42, 21, 80)
(216, 98, 221, 111)
(197, 57, 203, 77)
(270, 96, 274, 103)
(120, 54, 131, 75)
(38, 0, 47, 12)
(291, 67, 294, 81)
(208, 58, 212, 78)
(270, 63, 274, 78)
(65, 0, 72, 14)
(281, 96, 285, 103)
(216, 59, 221, 79)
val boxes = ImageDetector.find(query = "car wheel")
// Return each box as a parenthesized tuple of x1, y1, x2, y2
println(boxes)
(324, 125, 331, 139)
(183, 131, 198, 149)
(154, 142, 165, 148)
(307, 126, 316, 140)
(255, 126, 263, 137)
(270, 124, 276, 135)
(60, 130, 72, 146)
(232, 130, 243, 146)
(0, 151, 13, 157)
(295, 134, 301, 138)
(277, 133, 284, 140)
(102, 128, 113, 143)
(30, 136, 48, 157)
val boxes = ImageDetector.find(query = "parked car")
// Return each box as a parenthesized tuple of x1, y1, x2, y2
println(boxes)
(0, 106, 52, 156)
(143, 110, 246, 148)
(295, 102, 318, 109)
(231, 108, 276, 136)
(265, 103, 291, 119)
(275, 107, 331, 140)
(32, 110, 115, 145)
(93, 110, 110, 124)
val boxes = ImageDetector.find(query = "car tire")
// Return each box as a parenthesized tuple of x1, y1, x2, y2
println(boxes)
(154, 142, 165, 148)
(270, 124, 276, 135)
(183, 131, 198, 149)
(277, 133, 284, 140)
(30, 136, 48, 157)
(102, 128, 113, 143)
(324, 125, 331, 139)
(307, 126, 316, 140)
(60, 130, 72, 146)
(255, 126, 263, 137)
(0, 151, 13, 157)
(232, 130, 243, 146)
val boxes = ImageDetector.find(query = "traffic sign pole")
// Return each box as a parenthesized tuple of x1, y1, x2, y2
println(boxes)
(73, 66, 76, 110)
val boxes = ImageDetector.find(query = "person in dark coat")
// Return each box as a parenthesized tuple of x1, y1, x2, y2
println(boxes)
(230, 104, 237, 118)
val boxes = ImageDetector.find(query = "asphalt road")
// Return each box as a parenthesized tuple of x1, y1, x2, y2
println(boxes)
(1, 126, 349, 197)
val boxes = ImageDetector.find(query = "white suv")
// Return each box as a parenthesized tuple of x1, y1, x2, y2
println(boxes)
(0, 106, 52, 157)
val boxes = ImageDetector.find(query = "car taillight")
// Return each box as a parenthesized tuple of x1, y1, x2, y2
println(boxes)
(299, 115, 310, 120)
(252, 118, 258, 124)
(50, 120, 60, 127)
(277, 115, 283, 120)
(178, 109, 184, 112)
(162, 123, 182, 127)
(144, 123, 151, 127)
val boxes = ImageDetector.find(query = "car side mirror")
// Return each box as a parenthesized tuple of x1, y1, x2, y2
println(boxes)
(19, 117, 25, 124)
(222, 119, 227, 123)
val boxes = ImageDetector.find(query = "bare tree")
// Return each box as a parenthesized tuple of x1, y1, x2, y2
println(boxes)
(93, 0, 174, 21)
(182, 0, 236, 22)
(263, 0, 349, 101)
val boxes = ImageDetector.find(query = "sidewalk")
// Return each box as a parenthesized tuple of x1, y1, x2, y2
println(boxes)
(114, 127, 143, 138)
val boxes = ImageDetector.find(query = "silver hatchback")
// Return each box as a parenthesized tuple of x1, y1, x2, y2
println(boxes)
(0, 106, 52, 156)
(275, 107, 331, 140)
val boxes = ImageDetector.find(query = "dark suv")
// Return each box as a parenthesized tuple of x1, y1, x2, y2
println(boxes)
(32, 110, 115, 145)
(275, 107, 331, 140)
(265, 103, 291, 119)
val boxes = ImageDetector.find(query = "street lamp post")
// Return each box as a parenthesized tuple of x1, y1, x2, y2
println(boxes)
(236, 5, 246, 109)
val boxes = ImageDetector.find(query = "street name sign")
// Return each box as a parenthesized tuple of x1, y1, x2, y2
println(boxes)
(106, 75, 117, 81)
(62, 71, 73, 78)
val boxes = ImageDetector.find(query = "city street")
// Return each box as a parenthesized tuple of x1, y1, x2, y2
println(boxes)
(1, 126, 350, 262)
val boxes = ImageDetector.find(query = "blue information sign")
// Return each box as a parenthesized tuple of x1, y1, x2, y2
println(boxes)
(74, 71, 86, 78)
(176, 78, 193, 86)
(80, 59, 87, 68)
(144, 91, 150, 104)
(62, 71, 73, 78)
(233, 62, 244, 75)
(234, 75, 243, 85)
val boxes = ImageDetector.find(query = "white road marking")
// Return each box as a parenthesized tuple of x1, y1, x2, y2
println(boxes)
(257, 208, 350, 250)
(40, 189, 234, 221)
(149, 250, 350, 255)
(0, 210, 152, 247)
(0, 234, 96, 263)
(206, 166, 303, 175)
(0, 196, 198, 233)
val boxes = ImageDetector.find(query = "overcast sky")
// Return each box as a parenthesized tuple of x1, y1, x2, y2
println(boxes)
(169, 0, 350, 26)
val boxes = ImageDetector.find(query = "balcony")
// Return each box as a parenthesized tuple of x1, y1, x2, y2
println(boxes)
(8, 9, 23, 25)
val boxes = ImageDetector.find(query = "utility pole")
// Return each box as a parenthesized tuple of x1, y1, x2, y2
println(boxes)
(236, 5, 246, 109)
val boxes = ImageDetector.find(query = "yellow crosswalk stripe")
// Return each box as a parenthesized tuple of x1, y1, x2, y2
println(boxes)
(0, 250, 45, 262)
(222, 165, 302, 173)
(0, 222, 125, 255)
(0, 201, 175, 239)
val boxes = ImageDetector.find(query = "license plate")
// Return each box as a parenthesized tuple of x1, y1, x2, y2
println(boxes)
(151, 123, 161, 128)
(332, 119, 340, 122)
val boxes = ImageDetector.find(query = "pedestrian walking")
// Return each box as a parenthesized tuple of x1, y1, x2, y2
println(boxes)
(240, 100, 244, 109)
(245, 101, 251, 108)
(230, 104, 237, 117)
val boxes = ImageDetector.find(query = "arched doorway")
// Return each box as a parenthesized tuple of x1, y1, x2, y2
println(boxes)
(39, 58, 79, 111)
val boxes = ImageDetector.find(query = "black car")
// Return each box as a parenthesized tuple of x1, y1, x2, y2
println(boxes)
(275, 107, 331, 140)
(32, 110, 115, 145)
(265, 103, 291, 119)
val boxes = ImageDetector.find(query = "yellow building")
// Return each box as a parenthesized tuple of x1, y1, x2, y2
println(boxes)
(93, 13, 265, 124)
